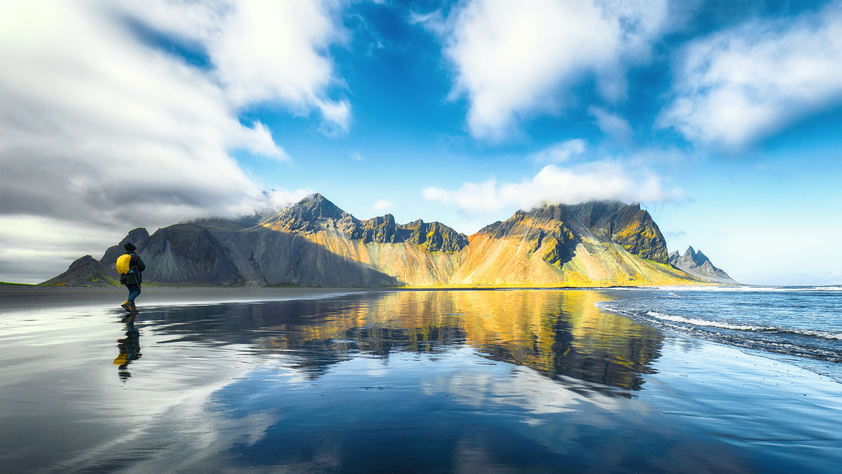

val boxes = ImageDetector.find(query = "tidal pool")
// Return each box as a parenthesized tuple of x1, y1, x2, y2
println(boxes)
(0, 289, 839, 473)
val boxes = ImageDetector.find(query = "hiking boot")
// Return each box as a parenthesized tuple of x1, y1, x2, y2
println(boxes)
(129, 302, 139, 313)
(121, 301, 132, 311)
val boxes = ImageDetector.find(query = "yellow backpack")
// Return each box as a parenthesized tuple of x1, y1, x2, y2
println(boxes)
(116, 254, 132, 274)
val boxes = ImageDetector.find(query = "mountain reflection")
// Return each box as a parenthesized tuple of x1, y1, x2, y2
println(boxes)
(143, 290, 662, 391)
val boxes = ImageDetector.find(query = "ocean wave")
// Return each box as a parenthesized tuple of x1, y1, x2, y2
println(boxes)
(645, 311, 774, 331)
(654, 286, 840, 293)
(642, 311, 842, 340)
(775, 328, 842, 340)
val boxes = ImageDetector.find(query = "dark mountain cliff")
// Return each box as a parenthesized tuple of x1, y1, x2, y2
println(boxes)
(568, 201, 669, 263)
(476, 201, 668, 266)
(456, 200, 681, 286)
(43, 194, 728, 287)
(101, 224, 241, 286)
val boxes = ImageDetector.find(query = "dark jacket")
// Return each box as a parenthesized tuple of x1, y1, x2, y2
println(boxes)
(120, 253, 146, 285)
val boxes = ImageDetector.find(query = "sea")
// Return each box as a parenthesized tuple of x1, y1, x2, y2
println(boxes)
(597, 285, 842, 383)
(1, 287, 840, 473)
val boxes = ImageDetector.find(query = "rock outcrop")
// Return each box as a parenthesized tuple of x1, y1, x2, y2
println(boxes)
(42, 255, 120, 287)
(453, 201, 684, 286)
(44, 194, 729, 287)
(668, 246, 735, 284)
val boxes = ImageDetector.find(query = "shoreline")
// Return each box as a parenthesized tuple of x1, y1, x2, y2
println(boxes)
(0, 285, 372, 312)
(0, 284, 672, 313)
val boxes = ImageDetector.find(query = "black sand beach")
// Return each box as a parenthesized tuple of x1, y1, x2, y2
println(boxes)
(1, 287, 839, 473)
(0, 284, 366, 312)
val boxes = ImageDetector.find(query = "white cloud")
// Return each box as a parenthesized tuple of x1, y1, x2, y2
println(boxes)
(423, 161, 684, 215)
(530, 139, 586, 163)
(351, 151, 365, 161)
(589, 107, 633, 143)
(418, 0, 669, 140)
(260, 188, 316, 213)
(373, 200, 393, 212)
(0, 0, 337, 281)
(659, 2, 842, 148)
(124, 0, 351, 133)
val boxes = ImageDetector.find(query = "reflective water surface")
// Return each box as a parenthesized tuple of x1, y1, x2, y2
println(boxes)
(1, 290, 840, 473)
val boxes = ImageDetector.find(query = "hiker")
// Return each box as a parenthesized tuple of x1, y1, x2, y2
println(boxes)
(117, 242, 145, 312)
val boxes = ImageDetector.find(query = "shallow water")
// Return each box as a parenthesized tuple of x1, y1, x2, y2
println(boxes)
(597, 286, 842, 382)
(1, 290, 840, 473)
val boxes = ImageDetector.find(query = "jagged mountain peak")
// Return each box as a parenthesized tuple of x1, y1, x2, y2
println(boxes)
(679, 246, 713, 268)
(482, 200, 668, 264)
(669, 247, 735, 283)
(289, 193, 346, 219)
(266, 193, 349, 234)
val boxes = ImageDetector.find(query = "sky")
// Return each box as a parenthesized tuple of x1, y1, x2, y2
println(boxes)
(1, 0, 841, 286)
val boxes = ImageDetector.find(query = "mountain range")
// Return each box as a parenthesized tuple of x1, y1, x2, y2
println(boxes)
(43, 194, 734, 287)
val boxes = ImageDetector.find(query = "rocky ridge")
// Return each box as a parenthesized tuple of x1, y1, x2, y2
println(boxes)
(42, 255, 120, 287)
(45, 194, 730, 287)
(668, 246, 735, 284)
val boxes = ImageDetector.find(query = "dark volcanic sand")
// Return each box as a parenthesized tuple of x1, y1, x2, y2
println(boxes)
(0, 285, 367, 312)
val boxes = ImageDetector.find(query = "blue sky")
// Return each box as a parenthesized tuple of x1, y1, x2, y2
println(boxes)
(1, 0, 841, 285)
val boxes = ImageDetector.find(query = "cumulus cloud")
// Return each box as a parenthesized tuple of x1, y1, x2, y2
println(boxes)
(530, 139, 586, 163)
(417, 0, 669, 140)
(659, 2, 842, 148)
(423, 161, 684, 215)
(0, 0, 341, 281)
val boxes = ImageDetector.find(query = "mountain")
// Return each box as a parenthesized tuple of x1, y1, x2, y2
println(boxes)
(44, 194, 727, 287)
(100, 224, 243, 286)
(453, 201, 686, 286)
(42, 255, 120, 287)
(668, 246, 735, 284)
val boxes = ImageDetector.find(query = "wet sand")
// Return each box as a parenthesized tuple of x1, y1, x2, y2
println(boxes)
(1, 288, 839, 473)
(0, 285, 369, 312)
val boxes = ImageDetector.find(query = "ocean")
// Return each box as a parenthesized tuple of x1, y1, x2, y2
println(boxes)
(597, 286, 842, 383)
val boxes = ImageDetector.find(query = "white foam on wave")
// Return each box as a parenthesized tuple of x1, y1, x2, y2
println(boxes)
(644, 311, 842, 340)
(778, 328, 842, 340)
(645, 311, 775, 331)
(654, 286, 831, 293)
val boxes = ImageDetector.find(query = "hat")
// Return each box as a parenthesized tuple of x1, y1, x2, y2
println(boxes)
(124, 242, 137, 252)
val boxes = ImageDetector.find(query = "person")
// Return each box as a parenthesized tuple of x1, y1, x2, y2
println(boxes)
(119, 242, 145, 312)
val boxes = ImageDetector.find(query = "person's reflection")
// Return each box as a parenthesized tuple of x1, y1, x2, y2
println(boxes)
(114, 313, 142, 381)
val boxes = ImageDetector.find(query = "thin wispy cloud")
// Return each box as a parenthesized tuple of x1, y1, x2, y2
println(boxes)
(373, 200, 393, 212)
(589, 107, 633, 143)
(530, 139, 587, 163)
